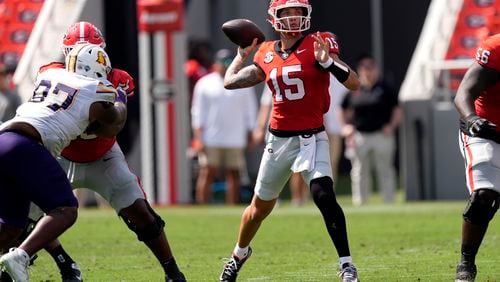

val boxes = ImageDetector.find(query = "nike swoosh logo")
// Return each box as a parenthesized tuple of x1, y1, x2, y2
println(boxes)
(103, 157, 113, 162)
(297, 49, 306, 54)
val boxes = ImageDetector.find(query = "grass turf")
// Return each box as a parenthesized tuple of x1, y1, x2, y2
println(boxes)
(27, 194, 500, 281)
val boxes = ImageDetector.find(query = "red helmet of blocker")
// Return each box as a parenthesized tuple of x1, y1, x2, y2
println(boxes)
(267, 0, 312, 33)
(62, 21, 106, 56)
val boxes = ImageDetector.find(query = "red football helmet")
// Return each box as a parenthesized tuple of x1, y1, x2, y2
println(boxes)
(267, 0, 312, 33)
(62, 21, 106, 56)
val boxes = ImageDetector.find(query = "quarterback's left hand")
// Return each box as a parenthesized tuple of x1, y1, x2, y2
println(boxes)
(312, 32, 330, 64)
(108, 68, 135, 97)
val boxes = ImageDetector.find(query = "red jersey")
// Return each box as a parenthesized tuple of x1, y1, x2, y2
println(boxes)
(38, 62, 134, 162)
(474, 34, 500, 129)
(253, 32, 338, 132)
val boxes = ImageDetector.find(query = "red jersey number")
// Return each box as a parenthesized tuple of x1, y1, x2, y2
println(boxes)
(269, 65, 305, 102)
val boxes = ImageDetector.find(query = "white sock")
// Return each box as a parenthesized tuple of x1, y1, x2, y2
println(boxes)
(339, 256, 353, 268)
(233, 244, 249, 259)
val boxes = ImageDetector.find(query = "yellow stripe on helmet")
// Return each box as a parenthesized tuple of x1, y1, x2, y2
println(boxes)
(67, 44, 88, 73)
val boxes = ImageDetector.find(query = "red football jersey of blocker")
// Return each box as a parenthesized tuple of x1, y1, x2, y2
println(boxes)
(39, 62, 134, 162)
(253, 32, 339, 131)
(474, 34, 500, 130)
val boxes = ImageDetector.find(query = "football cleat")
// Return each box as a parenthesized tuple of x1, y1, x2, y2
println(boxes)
(165, 271, 186, 282)
(61, 262, 83, 282)
(220, 247, 252, 282)
(338, 263, 359, 282)
(455, 262, 477, 282)
(0, 248, 30, 282)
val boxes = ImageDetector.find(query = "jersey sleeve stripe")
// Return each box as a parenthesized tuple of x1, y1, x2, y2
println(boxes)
(96, 85, 117, 94)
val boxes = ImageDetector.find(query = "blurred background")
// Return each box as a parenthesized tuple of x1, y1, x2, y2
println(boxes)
(1, 0, 497, 205)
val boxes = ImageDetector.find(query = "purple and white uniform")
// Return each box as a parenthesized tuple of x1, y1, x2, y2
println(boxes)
(0, 69, 116, 227)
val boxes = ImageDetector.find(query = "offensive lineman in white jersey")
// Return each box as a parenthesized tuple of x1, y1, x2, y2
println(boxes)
(0, 43, 126, 281)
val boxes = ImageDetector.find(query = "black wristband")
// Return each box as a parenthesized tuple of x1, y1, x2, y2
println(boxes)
(324, 60, 350, 83)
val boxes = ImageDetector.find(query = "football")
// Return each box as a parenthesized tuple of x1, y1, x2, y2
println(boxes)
(221, 18, 265, 48)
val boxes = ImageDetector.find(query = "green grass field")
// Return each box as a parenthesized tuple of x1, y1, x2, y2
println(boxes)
(26, 194, 500, 281)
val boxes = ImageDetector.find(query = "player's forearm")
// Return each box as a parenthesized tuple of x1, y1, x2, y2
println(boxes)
(224, 64, 265, 89)
(454, 75, 479, 119)
(454, 88, 479, 119)
(342, 67, 360, 91)
(99, 103, 127, 137)
(454, 63, 498, 119)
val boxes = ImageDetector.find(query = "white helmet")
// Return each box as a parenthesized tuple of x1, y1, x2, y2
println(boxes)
(267, 0, 312, 33)
(65, 43, 111, 79)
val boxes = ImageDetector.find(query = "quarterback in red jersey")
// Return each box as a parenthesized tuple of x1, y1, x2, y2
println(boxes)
(0, 22, 186, 282)
(454, 34, 500, 282)
(220, 1, 360, 281)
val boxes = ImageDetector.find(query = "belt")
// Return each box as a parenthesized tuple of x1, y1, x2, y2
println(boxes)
(269, 125, 325, 138)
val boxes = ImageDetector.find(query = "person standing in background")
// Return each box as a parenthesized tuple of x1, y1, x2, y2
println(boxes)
(339, 54, 402, 206)
(191, 49, 257, 205)
(325, 75, 349, 188)
(185, 38, 213, 106)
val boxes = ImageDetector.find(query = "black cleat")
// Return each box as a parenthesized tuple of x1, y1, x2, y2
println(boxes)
(220, 247, 252, 282)
(166, 271, 186, 282)
(61, 262, 83, 282)
(455, 262, 477, 282)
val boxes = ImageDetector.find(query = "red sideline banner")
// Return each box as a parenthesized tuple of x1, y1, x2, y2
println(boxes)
(137, 0, 184, 32)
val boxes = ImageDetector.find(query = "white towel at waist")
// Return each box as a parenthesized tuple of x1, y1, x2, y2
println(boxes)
(291, 134, 316, 173)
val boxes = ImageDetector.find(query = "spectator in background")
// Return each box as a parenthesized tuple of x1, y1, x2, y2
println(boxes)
(191, 49, 257, 205)
(325, 75, 349, 189)
(0, 64, 21, 123)
(339, 54, 402, 206)
(185, 38, 213, 105)
(185, 38, 213, 160)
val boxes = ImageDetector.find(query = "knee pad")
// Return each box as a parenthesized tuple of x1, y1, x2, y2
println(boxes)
(310, 176, 335, 204)
(120, 201, 165, 242)
(463, 190, 500, 227)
